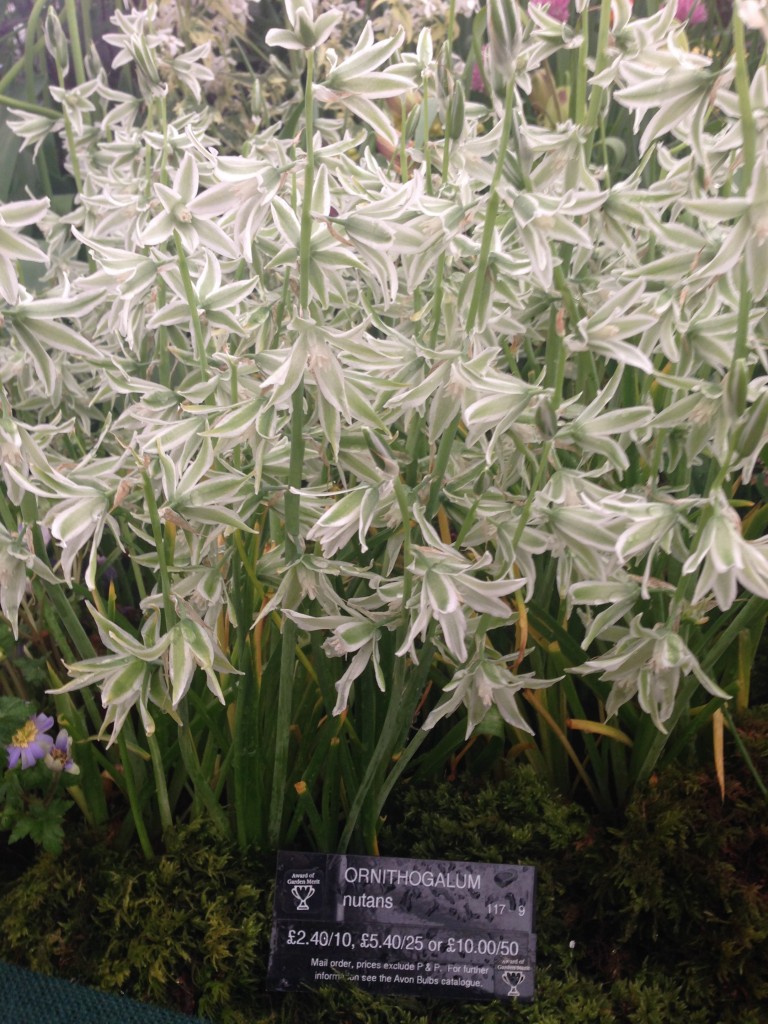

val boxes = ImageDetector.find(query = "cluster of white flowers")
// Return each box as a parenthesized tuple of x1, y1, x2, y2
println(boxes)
(0, 0, 766, 751)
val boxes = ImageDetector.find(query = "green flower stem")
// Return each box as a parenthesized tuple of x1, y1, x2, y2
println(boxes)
(173, 230, 208, 377)
(732, 11, 756, 191)
(232, 530, 263, 594)
(267, 402, 304, 848)
(118, 732, 155, 860)
(63, 0, 87, 88)
(338, 664, 405, 852)
(561, 675, 613, 810)
(422, 74, 432, 196)
(428, 254, 446, 347)
(267, 44, 315, 850)
(146, 730, 173, 833)
(583, 0, 614, 165)
(0, 42, 41, 94)
(0, 93, 58, 117)
(511, 439, 553, 550)
(399, 97, 409, 185)
(294, 780, 326, 847)
(158, 92, 170, 186)
(444, 0, 457, 67)
(734, 267, 751, 364)
(393, 477, 414, 604)
(545, 304, 567, 410)
(550, 260, 582, 406)
(141, 471, 177, 631)
(529, 687, 600, 804)
(338, 478, 416, 853)
(233, 658, 262, 848)
(230, 360, 242, 471)
(50, 73, 87, 223)
(299, 48, 315, 312)
(572, 4, 589, 125)
(465, 79, 516, 333)
(22, 0, 49, 100)
(80, 0, 93, 54)
(212, 739, 236, 802)
(732, 14, 757, 367)
(364, 636, 436, 820)
(425, 412, 462, 520)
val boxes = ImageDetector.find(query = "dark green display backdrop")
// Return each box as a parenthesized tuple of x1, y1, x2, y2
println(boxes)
(0, 961, 211, 1023)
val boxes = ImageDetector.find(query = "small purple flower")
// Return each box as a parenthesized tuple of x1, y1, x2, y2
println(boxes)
(44, 729, 80, 775)
(6, 713, 54, 770)
(675, 0, 708, 22)
(531, 0, 571, 23)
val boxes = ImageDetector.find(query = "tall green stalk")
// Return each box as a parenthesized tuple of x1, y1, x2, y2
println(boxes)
(267, 46, 315, 850)
(583, 0, 614, 166)
(173, 231, 208, 377)
(465, 79, 516, 334)
(63, 0, 88, 88)
(732, 11, 756, 191)
(732, 12, 757, 366)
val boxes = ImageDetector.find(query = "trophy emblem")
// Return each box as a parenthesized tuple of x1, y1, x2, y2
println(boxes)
(501, 969, 526, 997)
(290, 884, 316, 911)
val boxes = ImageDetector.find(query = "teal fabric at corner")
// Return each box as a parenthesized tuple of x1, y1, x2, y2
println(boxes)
(0, 961, 211, 1023)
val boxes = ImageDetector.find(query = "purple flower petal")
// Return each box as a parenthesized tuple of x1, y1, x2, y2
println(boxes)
(531, 0, 571, 22)
(675, 0, 708, 22)
(32, 713, 55, 733)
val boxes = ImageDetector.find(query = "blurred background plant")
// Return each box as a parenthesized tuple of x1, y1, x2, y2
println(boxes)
(0, 0, 766, 864)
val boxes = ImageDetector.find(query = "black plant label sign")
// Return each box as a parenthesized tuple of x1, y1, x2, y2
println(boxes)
(267, 852, 537, 1001)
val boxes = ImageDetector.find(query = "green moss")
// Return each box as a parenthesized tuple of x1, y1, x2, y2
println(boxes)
(380, 763, 592, 969)
(608, 974, 711, 1024)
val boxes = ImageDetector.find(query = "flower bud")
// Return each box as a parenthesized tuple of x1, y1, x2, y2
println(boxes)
(447, 81, 466, 141)
(725, 357, 748, 418)
(487, 0, 522, 95)
(44, 8, 70, 77)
